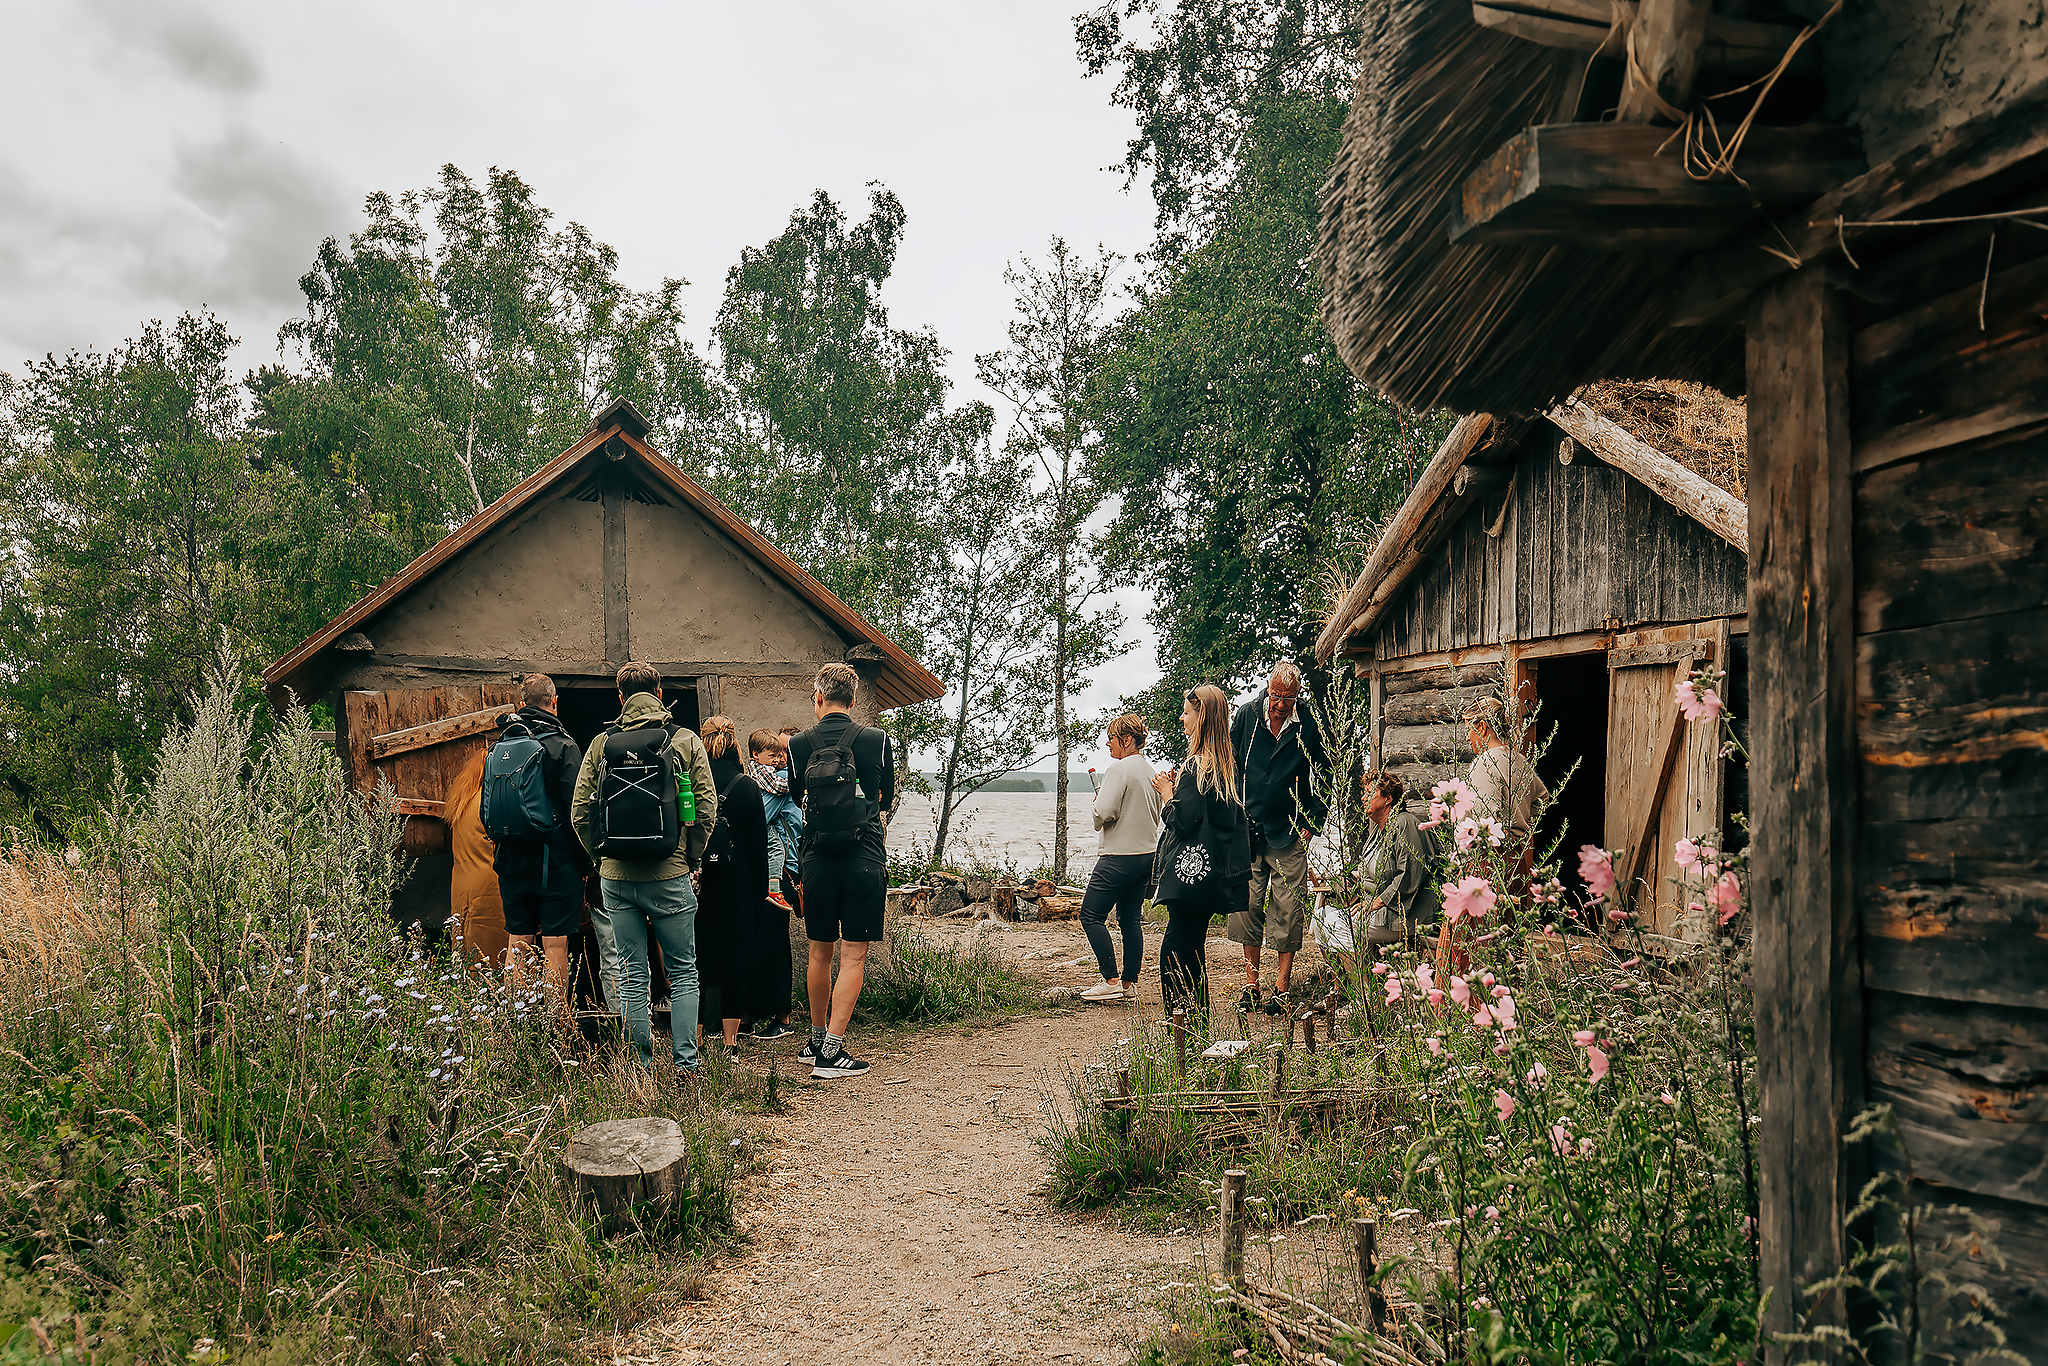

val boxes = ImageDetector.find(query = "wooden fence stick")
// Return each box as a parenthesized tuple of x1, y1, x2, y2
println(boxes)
(1354, 1218, 1387, 1334)
(1221, 1169, 1248, 1288)
(1171, 1009, 1188, 1077)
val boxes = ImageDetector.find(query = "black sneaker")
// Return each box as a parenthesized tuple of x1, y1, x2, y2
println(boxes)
(1236, 985, 1261, 1014)
(811, 1046, 870, 1079)
(749, 1022, 797, 1042)
(797, 1040, 819, 1064)
(1262, 990, 1291, 1017)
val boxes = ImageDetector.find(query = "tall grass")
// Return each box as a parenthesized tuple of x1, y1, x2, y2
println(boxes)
(856, 923, 1047, 1025)
(0, 653, 745, 1363)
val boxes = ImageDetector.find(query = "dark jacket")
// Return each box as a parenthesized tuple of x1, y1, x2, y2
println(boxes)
(490, 704, 592, 879)
(1231, 692, 1330, 852)
(1157, 762, 1252, 911)
(697, 753, 777, 1019)
(787, 711, 895, 869)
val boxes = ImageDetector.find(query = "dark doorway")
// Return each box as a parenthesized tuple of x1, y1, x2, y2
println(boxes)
(1531, 651, 1608, 910)
(555, 680, 701, 751)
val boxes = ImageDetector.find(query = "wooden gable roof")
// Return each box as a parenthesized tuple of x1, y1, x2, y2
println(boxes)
(1315, 395, 1748, 661)
(263, 400, 945, 711)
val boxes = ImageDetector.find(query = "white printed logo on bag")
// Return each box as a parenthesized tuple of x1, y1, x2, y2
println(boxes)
(1173, 844, 1211, 884)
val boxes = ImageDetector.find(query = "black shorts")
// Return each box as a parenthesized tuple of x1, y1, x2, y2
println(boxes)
(499, 864, 584, 938)
(800, 858, 886, 944)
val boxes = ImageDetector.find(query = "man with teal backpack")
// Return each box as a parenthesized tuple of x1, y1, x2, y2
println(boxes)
(571, 662, 718, 1075)
(483, 674, 591, 1013)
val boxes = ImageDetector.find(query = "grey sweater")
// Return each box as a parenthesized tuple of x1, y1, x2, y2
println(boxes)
(1091, 754, 1163, 856)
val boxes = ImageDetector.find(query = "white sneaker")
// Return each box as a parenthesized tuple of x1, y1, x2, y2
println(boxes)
(1080, 980, 1125, 1001)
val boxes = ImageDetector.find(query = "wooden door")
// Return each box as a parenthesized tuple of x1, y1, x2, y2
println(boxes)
(1603, 622, 1729, 942)
(339, 684, 524, 853)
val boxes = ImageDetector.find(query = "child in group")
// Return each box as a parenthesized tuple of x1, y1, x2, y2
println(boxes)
(746, 729, 803, 911)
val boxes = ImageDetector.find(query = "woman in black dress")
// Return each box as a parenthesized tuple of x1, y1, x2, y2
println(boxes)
(1149, 684, 1252, 1026)
(695, 716, 770, 1062)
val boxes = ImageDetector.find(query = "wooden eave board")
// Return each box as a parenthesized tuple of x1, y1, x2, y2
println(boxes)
(1448, 124, 1866, 250)
(263, 423, 944, 710)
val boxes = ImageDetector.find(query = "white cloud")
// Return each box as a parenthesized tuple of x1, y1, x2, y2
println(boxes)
(82, 0, 262, 93)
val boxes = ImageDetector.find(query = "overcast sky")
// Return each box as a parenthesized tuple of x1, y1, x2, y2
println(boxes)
(0, 0, 1167, 769)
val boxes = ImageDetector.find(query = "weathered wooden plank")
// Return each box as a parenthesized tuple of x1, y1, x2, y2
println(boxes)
(1620, 700, 1687, 904)
(602, 471, 630, 664)
(1850, 253, 2048, 470)
(1382, 662, 1506, 694)
(1385, 761, 1463, 802)
(1609, 640, 1712, 669)
(1384, 684, 1499, 728)
(1615, 0, 1711, 123)
(1747, 270, 1859, 1343)
(1898, 1187, 2048, 1341)
(396, 798, 447, 818)
(1857, 609, 2048, 823)
(1864, 990, 2048, 1206)
(369, 703, 518, 760)
(1381, 723, 1471, 767)
(1860, 817, 2048, 1010)
(1449, 123, 1863, 248)
(1854, 425, 2048, 635)
(1471, 0, 1813, 78)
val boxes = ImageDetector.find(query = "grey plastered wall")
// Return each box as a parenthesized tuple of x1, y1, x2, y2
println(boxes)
(1812, 0, 2048, 167)
(718, 673, 818, 748)
(623, 500, 845, 665)
(367, 496, 606, 662)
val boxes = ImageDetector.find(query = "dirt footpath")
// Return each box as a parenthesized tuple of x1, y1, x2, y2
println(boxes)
(616, 916, 1251, 1366)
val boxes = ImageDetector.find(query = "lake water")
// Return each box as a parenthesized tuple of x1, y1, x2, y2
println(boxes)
(886, 791, 1105, 881)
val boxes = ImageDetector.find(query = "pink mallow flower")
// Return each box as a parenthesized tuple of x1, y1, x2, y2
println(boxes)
(1414, 964, 1436, 994)
(1449, 976, 1471, 1008)
(1493, 995, 1518, 1030)
(1431, 778, 1477, 823)
(1588, 1046, 1610, 1083)
(1578, 845, 1617, 903)
(1549, 1124, 1573, 1157)
(1674, 673, 1725, 723)
(1494, 1089, 1516, 1122)
(1384, 977, 1404, 1006)
(1470, 1003, 1495, 1029)
(1660, 1090, 1678, 1106)
(1526, 1061, 1548, 1087)
(1444, 876, 1498, 922)
(1425, 1036, 1443, 1056)
(1674, 838, 1702, 869)
(1572, 1030, 1597, 1047)
(1455, 818, 1480, 852)
(1715, 871, 1743, 925)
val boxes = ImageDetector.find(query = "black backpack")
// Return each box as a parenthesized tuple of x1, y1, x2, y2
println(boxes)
(593, 723, 682, 860)
(802, 725, 876, 856)
(480, 721, 558, 842)
(702, 770, 756, 866)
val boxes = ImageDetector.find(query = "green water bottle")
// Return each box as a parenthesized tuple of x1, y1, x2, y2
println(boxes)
(678, 767, 696, 826)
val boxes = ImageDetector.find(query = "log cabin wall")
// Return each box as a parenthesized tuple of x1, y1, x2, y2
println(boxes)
(1373, 430, 1748, 658)
(1846, 211, 2048, 1339)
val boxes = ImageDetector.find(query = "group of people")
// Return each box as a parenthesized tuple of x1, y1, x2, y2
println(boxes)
(1071, 664, 1546, 1022)
(466, 660, 892, 1081)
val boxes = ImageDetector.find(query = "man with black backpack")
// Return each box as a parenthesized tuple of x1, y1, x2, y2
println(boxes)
(483, 674, 592, 1012)
(785, 662, 893, 1079)
(570, 662, 718, 1075)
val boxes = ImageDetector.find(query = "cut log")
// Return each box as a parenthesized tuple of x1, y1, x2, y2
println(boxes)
(560, 1118, 687, 1230)
(1614, 0, 1710, 123)
(1383, 683, 1499, 728)
(1448, 124, 1865, 251)
(1381, 663, 1505, 696)
(1380, 723, 1472, 768)
(1549, 399, 1749, 553)
(1037, 895, 1083, 921)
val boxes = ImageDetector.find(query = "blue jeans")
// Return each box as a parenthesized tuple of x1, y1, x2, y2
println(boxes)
(600, 876, 701, 1072)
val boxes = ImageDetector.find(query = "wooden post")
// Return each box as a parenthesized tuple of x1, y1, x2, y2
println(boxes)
(1615, 0, 1711, 123)
(1116, 1066, 1132, 1136)
(1353, 1218, 1386, 1334)
(1303, 1013, 1318, 1054)
(1221, 1169, 1249, 1288)
(1747, 268, 1860, 1356)
(1271, 1045, 1287, 1100)
(1171, 1009, 1188, 1078)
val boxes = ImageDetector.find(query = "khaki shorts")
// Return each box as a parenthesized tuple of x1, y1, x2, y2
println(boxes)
(1227, 837, 1309, 954)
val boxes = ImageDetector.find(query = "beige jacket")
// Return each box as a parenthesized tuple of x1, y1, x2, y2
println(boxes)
(571, 692, 718, 880)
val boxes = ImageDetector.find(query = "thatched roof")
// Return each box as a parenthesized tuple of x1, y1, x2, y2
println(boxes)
(1316, 0, 1744, 414)
(1578, 380, 1746, 500)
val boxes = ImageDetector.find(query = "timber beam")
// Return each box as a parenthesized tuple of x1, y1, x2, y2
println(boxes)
(1471, 0, 1814, 80)
(1448, 124, 1866, 250)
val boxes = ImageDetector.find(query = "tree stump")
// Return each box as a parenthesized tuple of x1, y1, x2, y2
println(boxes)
(560, 1117, 687, 1230)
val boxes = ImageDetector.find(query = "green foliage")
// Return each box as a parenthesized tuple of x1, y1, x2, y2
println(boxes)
(857, 924, 1047, 1026)
(0, 315, 261, 835)
(0, 659, 742, 1363)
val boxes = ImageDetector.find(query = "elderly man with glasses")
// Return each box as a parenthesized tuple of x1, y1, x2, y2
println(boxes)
(1225, 661, 1329, 1016)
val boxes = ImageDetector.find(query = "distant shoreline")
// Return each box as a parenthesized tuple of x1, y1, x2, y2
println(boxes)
(911, 771, 1101, 795)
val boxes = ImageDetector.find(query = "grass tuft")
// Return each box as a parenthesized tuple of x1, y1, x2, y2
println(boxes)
(857, 923, 1047, 1025)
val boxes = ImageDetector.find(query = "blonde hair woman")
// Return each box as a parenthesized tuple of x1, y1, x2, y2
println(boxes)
(1148, 685, 1252, 1022)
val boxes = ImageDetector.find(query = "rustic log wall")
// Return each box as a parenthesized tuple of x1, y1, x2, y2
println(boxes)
(1376, 663, 1501, 801)
(1371, 429, 1747, 658)
(1849, 222, 2048, 1340)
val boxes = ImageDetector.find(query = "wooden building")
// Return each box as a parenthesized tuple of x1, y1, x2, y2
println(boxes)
(1320, 386, 1750, 946)
(1315, 0, 2048, 1346)
(263, 398, 943, 925)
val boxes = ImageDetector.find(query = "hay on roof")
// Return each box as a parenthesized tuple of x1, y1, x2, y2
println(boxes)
(1316, 0, 1744, 415)
(1579, 379, 1747, 500)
